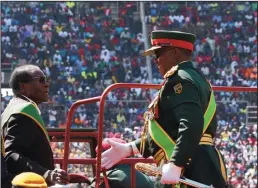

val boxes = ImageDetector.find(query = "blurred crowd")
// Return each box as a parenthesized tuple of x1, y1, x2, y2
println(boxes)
(1, 1, 257, 187)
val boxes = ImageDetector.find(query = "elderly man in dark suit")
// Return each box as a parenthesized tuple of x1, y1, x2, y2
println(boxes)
(1, 64, 69, 186)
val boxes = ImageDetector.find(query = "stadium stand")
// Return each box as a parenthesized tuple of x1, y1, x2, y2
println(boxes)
(1, 1, 257, 187)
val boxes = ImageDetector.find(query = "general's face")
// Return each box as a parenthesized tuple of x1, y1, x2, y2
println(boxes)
(154, 47, 175, 76)
(21, 68, 50, 104)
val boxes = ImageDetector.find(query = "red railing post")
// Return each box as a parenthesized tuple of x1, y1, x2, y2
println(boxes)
(96, 83, 161, 188)
(63, 97, 101, 171)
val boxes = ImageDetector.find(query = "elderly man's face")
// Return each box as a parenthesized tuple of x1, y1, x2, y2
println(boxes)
(20, 68, 50, 104)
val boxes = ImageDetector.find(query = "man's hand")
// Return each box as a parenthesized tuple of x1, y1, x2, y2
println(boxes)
(101, 138, 132, 169)
(160, 162, 182, 184)
(44, 168, 69, 186)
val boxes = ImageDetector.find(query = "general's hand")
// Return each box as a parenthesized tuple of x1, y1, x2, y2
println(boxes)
(44, 168, 69, 185)
(101, 138, 132, 169)
(160, 162, 182, 184)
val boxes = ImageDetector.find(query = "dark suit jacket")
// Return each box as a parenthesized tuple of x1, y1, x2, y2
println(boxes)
(1, 152, 13, 188)
(1, 96, 54, 177)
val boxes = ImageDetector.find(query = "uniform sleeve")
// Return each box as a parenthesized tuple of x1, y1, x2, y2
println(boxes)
(4, 114, 49, 176)
(161, 78, 204, 167)
(134, 138, 152, 158)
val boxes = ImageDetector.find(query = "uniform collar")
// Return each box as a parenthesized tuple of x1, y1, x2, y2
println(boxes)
(163, 61, 194, 79)
(177, 61, 194, 69)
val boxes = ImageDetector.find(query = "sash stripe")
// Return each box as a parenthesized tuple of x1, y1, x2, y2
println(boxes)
(20, 112, 50, 142)
(149, 120, 176, 160)
(1, 103, 50, 156)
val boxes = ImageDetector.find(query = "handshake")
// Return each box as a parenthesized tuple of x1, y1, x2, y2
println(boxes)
(100, 138, 182, 185)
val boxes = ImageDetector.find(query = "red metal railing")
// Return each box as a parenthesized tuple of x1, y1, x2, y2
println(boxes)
(96, 84, 161, 188)
(53, 84, 257, 188)
(212, 86, 257, 92)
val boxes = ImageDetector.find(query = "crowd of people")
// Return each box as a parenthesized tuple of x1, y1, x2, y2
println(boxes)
(1, 1, 257, 187)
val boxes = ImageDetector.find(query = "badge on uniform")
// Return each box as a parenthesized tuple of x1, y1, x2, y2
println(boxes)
(174, 83, 182, 94)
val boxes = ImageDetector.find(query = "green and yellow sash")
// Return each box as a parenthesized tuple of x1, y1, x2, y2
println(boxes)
(141, 87, 216, 167)
(149, 91, 216, 162)
(1, 99, 49, 156)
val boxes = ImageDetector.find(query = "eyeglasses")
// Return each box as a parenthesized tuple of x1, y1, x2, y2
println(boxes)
(30, 76, 51, 84)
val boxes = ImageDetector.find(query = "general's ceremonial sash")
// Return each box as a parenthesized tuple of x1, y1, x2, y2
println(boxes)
(149, 91, 216, 161)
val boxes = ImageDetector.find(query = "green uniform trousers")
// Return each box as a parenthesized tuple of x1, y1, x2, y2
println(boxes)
(90, 164, 154, 188)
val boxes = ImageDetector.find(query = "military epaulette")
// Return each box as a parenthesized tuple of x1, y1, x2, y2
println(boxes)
(163, 65, 178, 79)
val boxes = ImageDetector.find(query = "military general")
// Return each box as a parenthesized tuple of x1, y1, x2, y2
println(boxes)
(101, 30, 228, 188)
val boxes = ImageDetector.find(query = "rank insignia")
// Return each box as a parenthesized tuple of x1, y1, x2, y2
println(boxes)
(174, 83, 182, 94)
